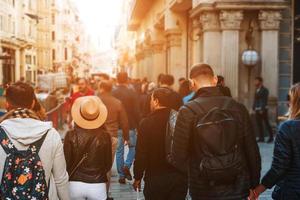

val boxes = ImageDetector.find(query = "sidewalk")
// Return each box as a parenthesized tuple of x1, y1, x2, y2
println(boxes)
(108, 143, 274, 200)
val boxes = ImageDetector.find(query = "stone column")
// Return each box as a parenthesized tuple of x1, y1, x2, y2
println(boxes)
(152, 41, 166, 82)
(15, 49, 21, 81)
(192, 19, 202, 65)
(0, 44, 3, 84)
(220, 10, 243, 99)
(259, 10, 282, 98)
(165, 29, 184, 81)
(135, 51, 145, 79)
(143, 46, 153, 80)
(200, 11, 222, 74)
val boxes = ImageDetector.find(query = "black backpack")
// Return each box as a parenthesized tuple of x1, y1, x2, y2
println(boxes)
(189, 98, 243, 185)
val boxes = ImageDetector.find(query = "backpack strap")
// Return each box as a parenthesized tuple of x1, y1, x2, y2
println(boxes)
(30, 129, 50, 153)
(221, 98, 233, 110)
(0, 127, 17, 154)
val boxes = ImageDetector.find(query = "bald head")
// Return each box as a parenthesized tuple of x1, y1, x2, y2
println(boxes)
(189, 63, 217, 91)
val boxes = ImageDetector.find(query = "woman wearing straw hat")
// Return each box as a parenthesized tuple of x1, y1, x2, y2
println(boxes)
(64, 96, 112, 200)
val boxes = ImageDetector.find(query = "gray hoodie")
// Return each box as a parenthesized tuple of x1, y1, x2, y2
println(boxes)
(0, 118, 70, 200)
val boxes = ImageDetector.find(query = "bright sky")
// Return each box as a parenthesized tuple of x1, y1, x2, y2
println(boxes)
(73, 0, 123, 52)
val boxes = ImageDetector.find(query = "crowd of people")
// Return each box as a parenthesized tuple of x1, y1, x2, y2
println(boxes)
(0, 63, 299, 200)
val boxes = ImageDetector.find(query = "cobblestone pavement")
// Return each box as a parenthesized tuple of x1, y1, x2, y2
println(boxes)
(109, 143, 274, 200)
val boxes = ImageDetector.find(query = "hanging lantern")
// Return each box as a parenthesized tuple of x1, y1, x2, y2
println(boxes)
(242, 50, 259, 67)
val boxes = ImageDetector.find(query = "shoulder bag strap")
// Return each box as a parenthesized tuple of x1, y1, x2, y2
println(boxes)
(69, 132, 95, 178)
(0, 127, 17, 154)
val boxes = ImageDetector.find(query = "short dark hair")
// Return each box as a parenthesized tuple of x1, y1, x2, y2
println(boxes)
(255, 77, 263, 82)
(6, 82, 35, 108)
(98, 73, 110, 81)
(189, 63, 214, 79)
(152, 88, 172, 107)
(179, 77, 186, 82)
(78, 78, 88, 84)
(99, 80, 113, 92)
(217, 75, 224, 84)
(160, 74, 174, 86)
(117, 72, 128, 84)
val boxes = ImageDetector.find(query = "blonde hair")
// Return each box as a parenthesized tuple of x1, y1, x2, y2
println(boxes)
(289, 83, 300, 120)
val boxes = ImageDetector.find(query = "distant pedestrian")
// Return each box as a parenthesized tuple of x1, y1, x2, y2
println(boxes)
(98, 80, 129, 200)
(159, 74, 183, 111)
(68, 78, 94, 128)
(253, 77, 274, 143)
(112, 72, 140, 184)
(178, 80, 194, 104)
(250, 83, 300, 200)
(133, 88, 188, 200)
(171, 64, 261, 200)
(0, 82, 69, 200)
(217, 75, 232, 97)
(64, 96, 112, 200)
(178, 77, 186, 86)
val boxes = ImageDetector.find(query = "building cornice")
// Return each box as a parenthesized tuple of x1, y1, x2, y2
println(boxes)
(190, 1, 287, 19)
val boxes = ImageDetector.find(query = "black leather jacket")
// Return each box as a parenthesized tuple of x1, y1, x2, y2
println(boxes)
(171, 87, 261, 200)
(64, 126, 112, 183)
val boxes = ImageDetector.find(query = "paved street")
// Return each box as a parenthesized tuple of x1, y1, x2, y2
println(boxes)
(108, 143, 274, 200)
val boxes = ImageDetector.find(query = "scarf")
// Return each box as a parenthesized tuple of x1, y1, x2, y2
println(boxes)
(0, 108, 40, 123)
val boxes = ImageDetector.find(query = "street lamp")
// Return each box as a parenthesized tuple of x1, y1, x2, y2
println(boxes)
(242, 20, 260, 92)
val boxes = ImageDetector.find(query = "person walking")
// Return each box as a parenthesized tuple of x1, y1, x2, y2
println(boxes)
(112, 72, 140, 184)
(98, 80, 129, 200)
(171, 64, 261, 200)
(64, 96, 112, 200)
(0, 82, 69, 200)
(253, 77, 274, 143)
(217, 75, 232, 97)
(250, 83, 300, 200)
(133, 88, 188, 200)
(159, 74, 183, 111)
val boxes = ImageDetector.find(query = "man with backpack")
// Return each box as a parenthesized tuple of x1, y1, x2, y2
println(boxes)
(171, 64, 261, 200)
(133, 88, 188, 200)
(0, 82, 69, 200)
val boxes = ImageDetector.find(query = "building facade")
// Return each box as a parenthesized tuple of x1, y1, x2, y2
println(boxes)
(0, 0, 92, 85)
(118, 0, 296, 116)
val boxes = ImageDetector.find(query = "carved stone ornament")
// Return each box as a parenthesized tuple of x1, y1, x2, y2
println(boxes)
(220, 10, 243, 30)
(259, 10, 282, 30)
(151, 41, 165, 54)
(200, 11, 220, 32)
(165, 29, 182, 48)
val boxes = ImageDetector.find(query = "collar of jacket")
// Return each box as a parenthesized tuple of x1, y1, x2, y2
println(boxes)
(191, 86, 224, 100)
(149, 107, 171, 117)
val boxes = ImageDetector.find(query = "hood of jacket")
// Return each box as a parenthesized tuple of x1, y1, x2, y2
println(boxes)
(0, 118, 52, 145)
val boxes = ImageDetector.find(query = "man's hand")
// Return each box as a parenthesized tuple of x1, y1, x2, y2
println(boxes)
(124, 140, 130, 146)
(133, 179, 141, 191)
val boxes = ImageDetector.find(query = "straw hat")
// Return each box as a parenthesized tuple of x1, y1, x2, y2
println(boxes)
(71, 96, 108, 129)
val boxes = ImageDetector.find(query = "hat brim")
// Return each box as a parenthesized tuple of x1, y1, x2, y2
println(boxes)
(71, 96, 108, 130)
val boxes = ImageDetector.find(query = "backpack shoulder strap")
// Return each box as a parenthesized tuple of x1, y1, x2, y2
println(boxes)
(0, 127, 17, 154)
(221, 98, 233, 110)
(31, 129, 50, 153)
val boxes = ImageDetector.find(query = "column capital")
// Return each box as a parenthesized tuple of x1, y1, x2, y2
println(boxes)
(165, 29, 182, 48)
(259, 10, 282, 30)
(220, 10, 243, 30)
(199, 11, 220, 32)
(151, 40, 165, 54)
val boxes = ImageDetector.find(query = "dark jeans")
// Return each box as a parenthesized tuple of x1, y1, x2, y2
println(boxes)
(143, 171, 188, 200)
(255, 110, 273, 139)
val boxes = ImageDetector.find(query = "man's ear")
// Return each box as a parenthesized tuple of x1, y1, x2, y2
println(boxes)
(212, 76, 218, 86)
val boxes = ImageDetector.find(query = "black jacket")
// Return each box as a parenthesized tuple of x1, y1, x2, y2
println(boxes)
(262, 120, 300, 200)
(171, 87, 261, 200)
(134, 108, 181, 181)
(112, 85, 140, 129)
(253, 86, 269, 111)
(161, 87, 183, 111)
(64, 126, 112, 183)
